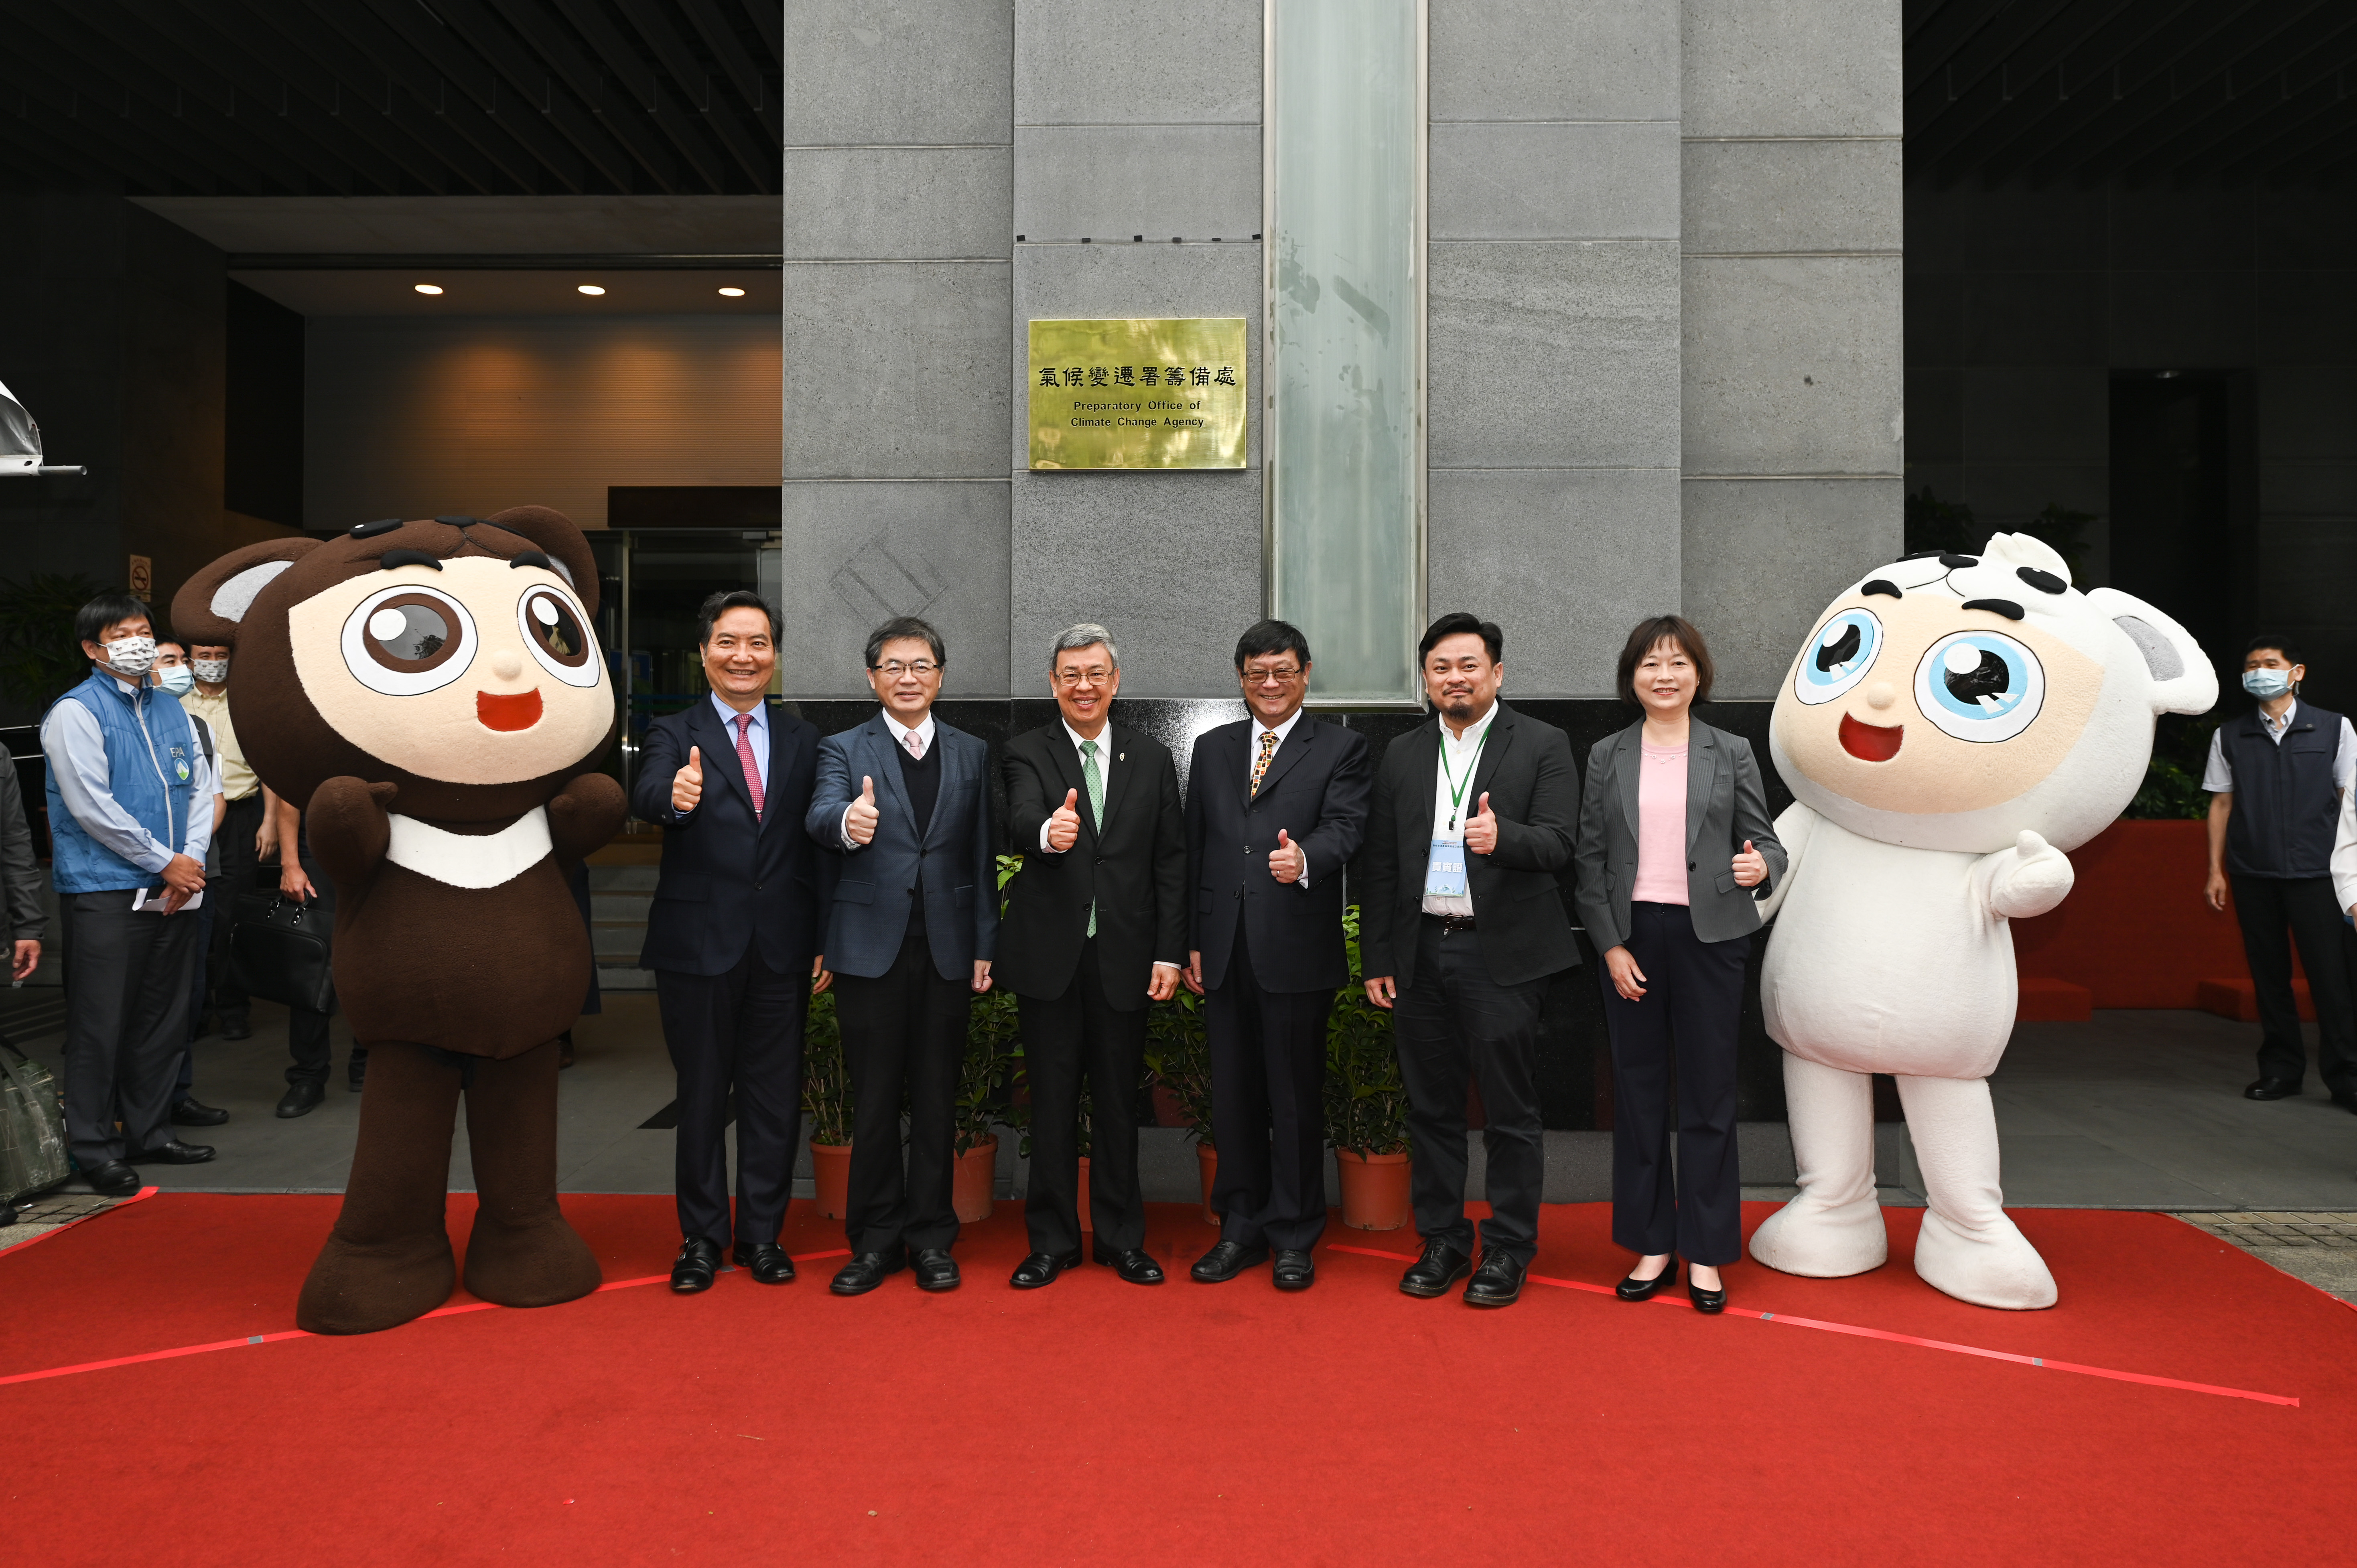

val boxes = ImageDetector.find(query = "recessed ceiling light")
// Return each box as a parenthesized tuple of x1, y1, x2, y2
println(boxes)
(414, 283, 444, 295)
(577, 284, 606, 296)
(717, 286, 745, 298)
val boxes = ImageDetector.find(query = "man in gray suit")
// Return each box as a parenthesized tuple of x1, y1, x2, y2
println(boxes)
(805, 616, 997, 1296)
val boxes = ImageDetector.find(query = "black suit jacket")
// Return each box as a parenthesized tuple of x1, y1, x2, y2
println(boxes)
(1185, 714, 1372, 994)
(1354, 702, 1581, 990)
(994, 720, 1186, 1010)
(630, 699, 828, 977)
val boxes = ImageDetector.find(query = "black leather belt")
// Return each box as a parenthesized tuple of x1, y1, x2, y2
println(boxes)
(1423, 912, 1478, 932)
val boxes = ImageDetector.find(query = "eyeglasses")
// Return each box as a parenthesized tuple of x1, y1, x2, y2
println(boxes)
(1053, 668, 1113, 687)
(871, 660, 939, 678)
(1243, 665, 1303, 682)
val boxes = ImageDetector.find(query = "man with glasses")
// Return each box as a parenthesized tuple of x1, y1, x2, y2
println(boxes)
(1184, 619, 1371, 1290)
(994, 624, 1187, 1288)
(806, 617, 997, 1295)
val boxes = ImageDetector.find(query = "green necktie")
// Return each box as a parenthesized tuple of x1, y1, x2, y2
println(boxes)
(1080, 738, 1103, 938)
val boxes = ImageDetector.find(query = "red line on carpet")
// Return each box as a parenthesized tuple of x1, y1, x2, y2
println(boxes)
(1324, 1240, 2300, 1408)
(0, 1185, 158, 1257)
(0, 1246, 856, 1388)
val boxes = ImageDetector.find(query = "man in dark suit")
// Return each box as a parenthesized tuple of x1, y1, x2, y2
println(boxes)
(997, 623, 1187, 1288)
(1356, 612, 1580, 1308)
(805, 616, 997, 1296)
(633, 590, 830, 1294)
(1184, 619, 1372, 1290)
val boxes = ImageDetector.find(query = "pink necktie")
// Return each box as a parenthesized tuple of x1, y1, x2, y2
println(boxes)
(905, 729, 924, 760)
(735, 713, 764, 816)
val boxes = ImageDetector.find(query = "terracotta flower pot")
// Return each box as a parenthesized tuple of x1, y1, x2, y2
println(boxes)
(809, 1139, 852, 1221)
(953, 1135, 998, 1223)
(1335, 1148, 1413, 1231)
(1076, 1155, 1092, 1235)
(1196, 1142, 1220, 1226)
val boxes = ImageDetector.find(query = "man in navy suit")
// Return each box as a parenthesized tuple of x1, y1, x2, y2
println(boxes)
(1184, 619, 1372, 1290)
(633, 591, 830, 1295)
(804, 616, 997, 1296)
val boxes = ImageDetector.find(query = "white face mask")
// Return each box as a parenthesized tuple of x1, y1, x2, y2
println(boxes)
(103, 635, 158, 678)
(192, 657, 229, 685)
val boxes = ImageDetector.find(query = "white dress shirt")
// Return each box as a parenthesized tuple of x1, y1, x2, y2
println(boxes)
(2202, 700, 2357, 794)
(839, 709, 938, 848)
(40, 676, 216, 876)
(2333, 787, 2357, 918)
(1421, 702, 1498, 918)
(1038, 719, 1113, 852)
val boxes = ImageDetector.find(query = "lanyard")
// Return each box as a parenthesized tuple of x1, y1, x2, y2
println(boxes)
(1436, 719, 1488, 834)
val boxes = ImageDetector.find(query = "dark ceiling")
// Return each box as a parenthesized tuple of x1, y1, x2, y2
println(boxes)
(0, 0, 780, 196)
(1908, 0, 2357, 187)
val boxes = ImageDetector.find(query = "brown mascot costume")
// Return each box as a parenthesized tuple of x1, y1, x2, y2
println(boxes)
(171, 509, 625, 1335)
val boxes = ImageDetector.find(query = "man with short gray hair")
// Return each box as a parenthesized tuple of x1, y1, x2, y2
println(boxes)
(993, 624, 1186, 1287)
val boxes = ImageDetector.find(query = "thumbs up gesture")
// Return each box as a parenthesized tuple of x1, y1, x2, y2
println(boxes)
(1731, 838, 1768, 888)
(671, 745, 704, 813)
(846, 774, 880, 846)
(1047, 786, 1082, 852)
(1464, 790, 1498, 856)
(1269, 826, 1307, 884)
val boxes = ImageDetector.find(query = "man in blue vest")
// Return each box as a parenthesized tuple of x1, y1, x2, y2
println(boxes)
(41, 592, 218, 1195)
(2203, 635, 2357, 1108)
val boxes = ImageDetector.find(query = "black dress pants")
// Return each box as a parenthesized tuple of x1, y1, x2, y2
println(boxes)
(2233, 874, 2357, 1094)
(655, 943, 808, 1248)
(832, 912, 968, 1256)
(1598, 902, 1746, 1266)
(61, 890, 201, 1167)
(208, 793, 266, 1024)
(1019, 940, 1147, 1255)
(1206, 923, 1334, 1252)
(1393, 919, 1549, 1265)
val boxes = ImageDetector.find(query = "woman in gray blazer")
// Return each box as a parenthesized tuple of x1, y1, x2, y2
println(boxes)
(1571, 616, 1785, 1313)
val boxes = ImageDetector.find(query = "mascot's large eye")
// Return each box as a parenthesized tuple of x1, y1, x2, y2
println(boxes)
(1793, 608, 1882, 705)
(341, 585, 477, 696)
(518, 585, 600, 688)
(1913, 630, 2045, 743)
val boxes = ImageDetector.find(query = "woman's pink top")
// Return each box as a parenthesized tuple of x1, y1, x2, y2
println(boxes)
(1630, 738, 1690, 905)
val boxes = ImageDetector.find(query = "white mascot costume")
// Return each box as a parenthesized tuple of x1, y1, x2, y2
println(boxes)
(1747, 533, 2214, 1309)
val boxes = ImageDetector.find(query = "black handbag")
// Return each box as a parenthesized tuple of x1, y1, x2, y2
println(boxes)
(228, 892, 337, 1015)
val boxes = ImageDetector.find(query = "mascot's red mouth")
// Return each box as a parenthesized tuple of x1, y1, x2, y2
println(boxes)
(1839, 712, 1903, 761)
(476, 688, 543, 731)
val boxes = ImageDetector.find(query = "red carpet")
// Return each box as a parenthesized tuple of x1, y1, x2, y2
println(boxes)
(5, 1195, 2350, 1566)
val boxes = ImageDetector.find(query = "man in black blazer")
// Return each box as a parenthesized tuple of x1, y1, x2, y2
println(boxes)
(1356, 613, 1579, 1308)
(1184, 619, 1372, 1290)
(631, 590, 830, 1295)
(996, 624, 1187, 1289)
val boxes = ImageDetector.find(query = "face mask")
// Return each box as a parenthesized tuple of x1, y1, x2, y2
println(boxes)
(2243, 668, 2294, 700)
(154, 665, 195, 698)
(192, 657, 228, 685)
(103, 635, 157, 677)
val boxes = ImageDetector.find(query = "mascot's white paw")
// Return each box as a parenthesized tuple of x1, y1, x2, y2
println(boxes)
(1748, 1190, 1889, 1278)
(1912, 1207, 2058, 1310)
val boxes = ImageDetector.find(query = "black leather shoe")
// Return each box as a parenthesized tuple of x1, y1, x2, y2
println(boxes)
(1464, 1251, 1527, 1308)
(733, 1242, 795, 1284)
(2332, 1089, 2357, 1116)
(1092, 1242, 1165, 1284)
(1272, 1249, 1315, 1290)
(2246, 1077, 2302, 1100)
(1190, 1239, 1269, 1282)
(912, 1248, 960, 1291)
(1616, 1256, 1679, 1301)
(1399, 1239, 1473, 1298)
(219, 1015, 252, 1041)
(1011, 1250, 1081, 1289)
(670, 1237, 722, 1294)
(830, 1249, 907, 1296)
(127, 1140, 215, 1165)
(276, 1081, 326, 1118)
(1689, 1272, 1729, 1314)
(84, 1160, 140, 1196)
(170, 1097, 229, 1127)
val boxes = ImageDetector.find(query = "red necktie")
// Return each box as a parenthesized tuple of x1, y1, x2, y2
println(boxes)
(735, 713, 764, 816)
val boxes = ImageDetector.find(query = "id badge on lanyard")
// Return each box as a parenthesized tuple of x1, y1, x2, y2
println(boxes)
(1425, 835, 1468, 899)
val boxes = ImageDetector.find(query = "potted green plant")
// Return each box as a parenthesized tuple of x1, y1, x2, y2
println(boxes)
(801, 989, 853, 1219)
(1145, 988, 1217, 1223)
(1327, 905, 1412, 1230)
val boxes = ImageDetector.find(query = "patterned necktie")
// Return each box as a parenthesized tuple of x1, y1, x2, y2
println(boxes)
(904, 728, 925, 761)
(1080, 738, 1103, 939)
(734, 713, 764, 817)
(1249, 729, 1279, 797)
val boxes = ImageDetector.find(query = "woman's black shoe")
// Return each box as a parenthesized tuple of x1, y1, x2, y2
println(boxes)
(1687, 1273, 1728, 1314)
(1615, 1256, 1678, 1301)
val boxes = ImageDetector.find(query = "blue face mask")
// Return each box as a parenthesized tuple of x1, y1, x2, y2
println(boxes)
(153, 665, 195, 698)
(2243, 667, 2295, 700)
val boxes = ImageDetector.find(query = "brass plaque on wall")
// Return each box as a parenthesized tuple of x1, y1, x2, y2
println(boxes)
(1027, 317, 1247, 470)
